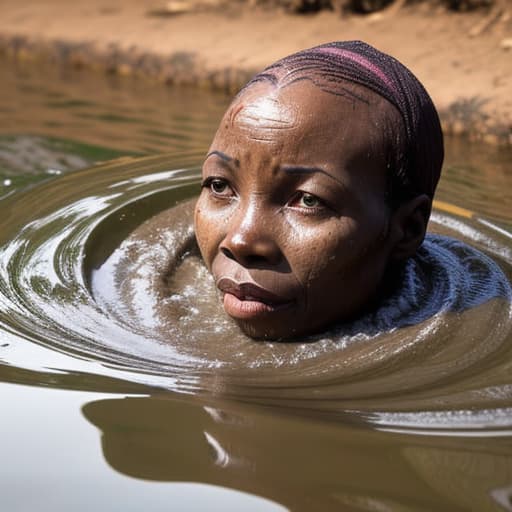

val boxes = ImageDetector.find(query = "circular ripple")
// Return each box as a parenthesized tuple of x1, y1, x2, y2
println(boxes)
(1, 153, 512, 433)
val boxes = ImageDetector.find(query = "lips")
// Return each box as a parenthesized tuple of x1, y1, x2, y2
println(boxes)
(216, 277, 294, 320)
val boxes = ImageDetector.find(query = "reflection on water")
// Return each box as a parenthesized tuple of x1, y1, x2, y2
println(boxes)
(1, 57, 512, 511)
(1, 384, 285, 512)
(0, 57, 229, 158)
(82, 395, 512, 512)
(0, 56, 229, 196)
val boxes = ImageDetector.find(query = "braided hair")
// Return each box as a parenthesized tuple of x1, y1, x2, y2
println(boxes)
(240, 41, 444, 209)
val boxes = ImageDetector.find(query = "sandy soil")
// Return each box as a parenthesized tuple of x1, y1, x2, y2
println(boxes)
(0, 0, 510, 144)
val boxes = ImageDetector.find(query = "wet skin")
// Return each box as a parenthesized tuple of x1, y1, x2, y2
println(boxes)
(194, 80, 429, 340)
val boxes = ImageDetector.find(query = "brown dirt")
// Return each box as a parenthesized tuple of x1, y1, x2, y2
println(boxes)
(0, 0, 510, 145)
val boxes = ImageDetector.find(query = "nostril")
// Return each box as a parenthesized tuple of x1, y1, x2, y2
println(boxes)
(221, 245, 278, 266)
(221, 247, 236, 261)
(245, 254, 269, 265)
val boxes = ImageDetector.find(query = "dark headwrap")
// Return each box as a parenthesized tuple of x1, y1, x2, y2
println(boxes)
(244, 41, 444, 206)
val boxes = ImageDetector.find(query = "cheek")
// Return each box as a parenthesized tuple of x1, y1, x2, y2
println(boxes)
(194, 199, 219, 268)
(286, 217, 385, 289)
(281, 219, 355, 286)
(321, 223, 391, 298)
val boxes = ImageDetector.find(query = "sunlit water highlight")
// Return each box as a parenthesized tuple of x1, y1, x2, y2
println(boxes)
(1, 152, 511, 435)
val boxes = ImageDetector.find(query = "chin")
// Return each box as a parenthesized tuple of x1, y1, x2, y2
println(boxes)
(234, 315, 336, 342)
(235, 318, 302, 342)
(232, 305, 367, 341)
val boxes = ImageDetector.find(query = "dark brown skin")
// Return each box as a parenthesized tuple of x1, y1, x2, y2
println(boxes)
(194, 80, 430, 340)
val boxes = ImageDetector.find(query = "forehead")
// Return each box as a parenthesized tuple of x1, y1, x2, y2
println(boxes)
(218, 79, 396, 159)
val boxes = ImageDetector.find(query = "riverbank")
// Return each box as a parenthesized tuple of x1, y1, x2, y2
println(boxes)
(0, 0, 510, 145)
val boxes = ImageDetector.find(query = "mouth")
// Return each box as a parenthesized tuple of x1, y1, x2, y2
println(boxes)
(216, 278, 295, 320)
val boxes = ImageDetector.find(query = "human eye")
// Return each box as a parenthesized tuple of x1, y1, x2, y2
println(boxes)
(289, 191, 326, 213)
(202, 177, 234, 198)
(298, 192, 321, 208)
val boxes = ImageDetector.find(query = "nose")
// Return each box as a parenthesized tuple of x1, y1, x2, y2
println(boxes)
(220, 204, 283, 267)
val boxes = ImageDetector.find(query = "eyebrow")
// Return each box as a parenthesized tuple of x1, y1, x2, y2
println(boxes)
(205, 155, 345, 189)
(205, 150, 240, 168)
(280, 165, 345, 188)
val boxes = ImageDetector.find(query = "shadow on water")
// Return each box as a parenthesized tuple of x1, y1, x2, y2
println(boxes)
(1, 56, 512, 511)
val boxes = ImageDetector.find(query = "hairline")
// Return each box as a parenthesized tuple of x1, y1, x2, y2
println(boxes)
(236, 72, 409, 209)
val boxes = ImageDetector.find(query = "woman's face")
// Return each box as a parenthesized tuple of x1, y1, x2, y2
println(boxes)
(194, 80, 401, 339)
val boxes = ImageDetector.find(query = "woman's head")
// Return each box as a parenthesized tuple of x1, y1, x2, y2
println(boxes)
(194, 41, 444, 340)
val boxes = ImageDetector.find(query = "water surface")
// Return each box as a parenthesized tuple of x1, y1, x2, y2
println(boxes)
(1, 57, 512, 511)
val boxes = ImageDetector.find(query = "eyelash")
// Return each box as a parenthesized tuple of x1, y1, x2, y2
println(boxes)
(289, 191, 327, 214)
(202, 177, 234, 198)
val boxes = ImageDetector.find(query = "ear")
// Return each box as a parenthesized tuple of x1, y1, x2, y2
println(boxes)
(388, 194, 431, 262)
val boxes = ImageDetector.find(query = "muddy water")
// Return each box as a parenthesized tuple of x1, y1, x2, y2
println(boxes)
(1, 58, 512, 511)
